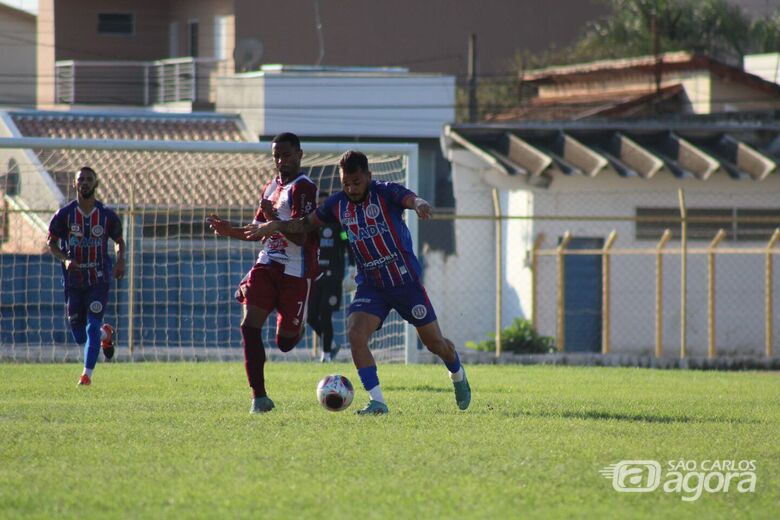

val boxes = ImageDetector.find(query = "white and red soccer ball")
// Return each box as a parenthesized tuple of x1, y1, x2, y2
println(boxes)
(316, 374, 355, 412)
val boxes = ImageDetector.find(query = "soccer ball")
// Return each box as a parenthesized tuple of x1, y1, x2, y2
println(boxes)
(316, 374, 355, 412)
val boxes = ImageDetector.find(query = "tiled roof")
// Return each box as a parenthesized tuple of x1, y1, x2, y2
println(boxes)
(522, 52, 779, 93)
(486, 85, 686, 122)
(444, 120, 780, 185)
(10, 112, 277, 208)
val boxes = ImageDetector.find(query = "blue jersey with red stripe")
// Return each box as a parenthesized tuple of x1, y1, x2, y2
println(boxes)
(315, 180, 420, 288)
(48, 200, 123, 288)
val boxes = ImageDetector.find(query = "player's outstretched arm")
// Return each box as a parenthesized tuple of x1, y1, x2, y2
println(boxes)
(403, 195, 433, 219)
(206, 214, 260, 241)
(244, 213, 320, 241)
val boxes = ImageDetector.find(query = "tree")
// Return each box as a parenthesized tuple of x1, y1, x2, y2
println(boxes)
(565, 0, 767, 65)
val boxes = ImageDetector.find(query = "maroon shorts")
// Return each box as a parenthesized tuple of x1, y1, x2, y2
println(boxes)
(235, 262, 312, 333)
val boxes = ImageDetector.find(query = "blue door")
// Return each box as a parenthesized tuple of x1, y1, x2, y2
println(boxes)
(562, 237, 603, 352)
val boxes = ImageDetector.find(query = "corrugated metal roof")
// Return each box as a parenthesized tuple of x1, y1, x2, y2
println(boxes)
(444, 121, 780, 185)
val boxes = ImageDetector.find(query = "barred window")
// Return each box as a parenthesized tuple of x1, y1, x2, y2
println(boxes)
(636, 207, 780, 242)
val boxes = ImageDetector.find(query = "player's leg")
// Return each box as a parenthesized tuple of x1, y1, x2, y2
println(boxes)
(274, 275, 311, 353)
(235, 265, 273, 413)
(79, 285, 109, 385)
(66, 288, 90, 385)
(395, 282, 471, 410)
(348, 311, 388, 414)
(347, 284, 391, 414)
(306, 282, 322, 337)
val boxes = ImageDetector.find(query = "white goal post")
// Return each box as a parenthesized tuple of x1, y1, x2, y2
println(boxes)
(0, 137, 420, 364)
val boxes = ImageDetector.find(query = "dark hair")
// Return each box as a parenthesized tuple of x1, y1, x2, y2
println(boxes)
(78, 166, 97, 177)
(319, 191, 329, 198)
(272, 132, 301, 150)
(339, 150, 369, 174)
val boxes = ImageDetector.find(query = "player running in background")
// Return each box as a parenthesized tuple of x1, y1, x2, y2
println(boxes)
(246, 150, 470, 415)
(307, 191, 354, 362)
(47, 166, 125, 386)
(207, 132, 319, 414)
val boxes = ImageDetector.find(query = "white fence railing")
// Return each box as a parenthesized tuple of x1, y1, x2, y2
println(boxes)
(54, 58, 227, 106)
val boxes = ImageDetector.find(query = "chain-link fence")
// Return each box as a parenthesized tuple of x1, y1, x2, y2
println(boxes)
(3, 191, 780, 361)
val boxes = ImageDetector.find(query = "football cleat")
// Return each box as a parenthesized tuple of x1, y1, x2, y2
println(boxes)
(320, 352, 331, 363)
(100, 323, 115, 360)
(453, 373, 471, 411)
(77, 374, 91, 386)
(355, 400, 389, 415)
(250, 396, 275, 414)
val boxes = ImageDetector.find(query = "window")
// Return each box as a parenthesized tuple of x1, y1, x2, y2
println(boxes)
(636, 207, 780, 242)
(98, 13, 134, 35)
(188, 21, 199, 57)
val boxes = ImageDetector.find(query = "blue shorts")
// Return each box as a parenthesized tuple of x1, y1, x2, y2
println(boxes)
(65, 283, 109, 326)
(348, 281, 437, 329)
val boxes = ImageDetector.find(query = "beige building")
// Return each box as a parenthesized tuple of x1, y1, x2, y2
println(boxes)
(36, 0, 607, 107)
(0, 3, 36, 107)
(487, 52, 780, 121)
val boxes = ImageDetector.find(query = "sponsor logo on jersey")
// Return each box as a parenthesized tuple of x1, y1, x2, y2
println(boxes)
(365, 204, 381, 219)
(363, 253, 399, 270)
(91, 224, 104, 237)
(411, 304, 427, 320)
(348, 222, 390, 242)
(89, 301, 103, 313)
(322, 227, 333, 238)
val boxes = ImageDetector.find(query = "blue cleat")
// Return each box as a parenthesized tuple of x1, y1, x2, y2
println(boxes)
(453, 373, 471, 410)
(250, 396, 275, 414)
(355, 400, 389, 415)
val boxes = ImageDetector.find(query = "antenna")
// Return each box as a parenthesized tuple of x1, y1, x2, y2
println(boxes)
(233, 38, 264, 72)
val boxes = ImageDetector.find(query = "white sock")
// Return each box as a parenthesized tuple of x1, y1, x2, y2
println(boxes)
(83, 368, 94, 377)
(449, 367, 464, 383)
(368, 385, 385, 404)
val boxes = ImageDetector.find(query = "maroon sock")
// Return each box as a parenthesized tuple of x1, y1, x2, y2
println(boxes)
(241, 325, 266, 398)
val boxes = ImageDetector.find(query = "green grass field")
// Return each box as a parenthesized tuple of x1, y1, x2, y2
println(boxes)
(0, 362, 777, 519)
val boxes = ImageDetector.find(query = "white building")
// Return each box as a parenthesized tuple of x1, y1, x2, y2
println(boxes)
(438, 121, 780, 357)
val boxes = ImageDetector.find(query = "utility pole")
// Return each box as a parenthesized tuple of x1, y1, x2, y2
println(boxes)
(468, 33, 478, 123)
(652, 11, 662, 96)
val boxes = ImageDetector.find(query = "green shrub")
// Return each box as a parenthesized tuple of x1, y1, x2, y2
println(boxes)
(465, 318, 556, 354)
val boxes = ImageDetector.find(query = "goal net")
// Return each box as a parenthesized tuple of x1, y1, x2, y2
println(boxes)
(0, 137, 419, 363)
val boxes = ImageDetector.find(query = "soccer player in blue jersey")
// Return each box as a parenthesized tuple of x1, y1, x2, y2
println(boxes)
(47, 166, 125, 386)
(246, 150, 470, 414)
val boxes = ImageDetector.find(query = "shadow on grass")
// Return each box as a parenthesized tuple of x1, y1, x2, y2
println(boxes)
(384, 384, 451, 394)
(492, 408, 760, 424)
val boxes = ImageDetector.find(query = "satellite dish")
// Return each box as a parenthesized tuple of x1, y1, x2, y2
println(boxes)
(233, 38, 264, 72)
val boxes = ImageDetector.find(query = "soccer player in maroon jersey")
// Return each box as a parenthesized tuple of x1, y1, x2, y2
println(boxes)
(207, 133, 319, 414)
(245, 150, 470, 415)
(47, 167, 125, 386)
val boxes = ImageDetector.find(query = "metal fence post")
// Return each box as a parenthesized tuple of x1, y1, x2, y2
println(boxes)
(655, 229, 671, 358)
(678, 188, 687, 359)
(127, 187, 136, 357)
(556, 231, 572, 351)
(707, 229, 726, 359)
(602, 230, 617, 354)
(766, 228, 780, 358)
